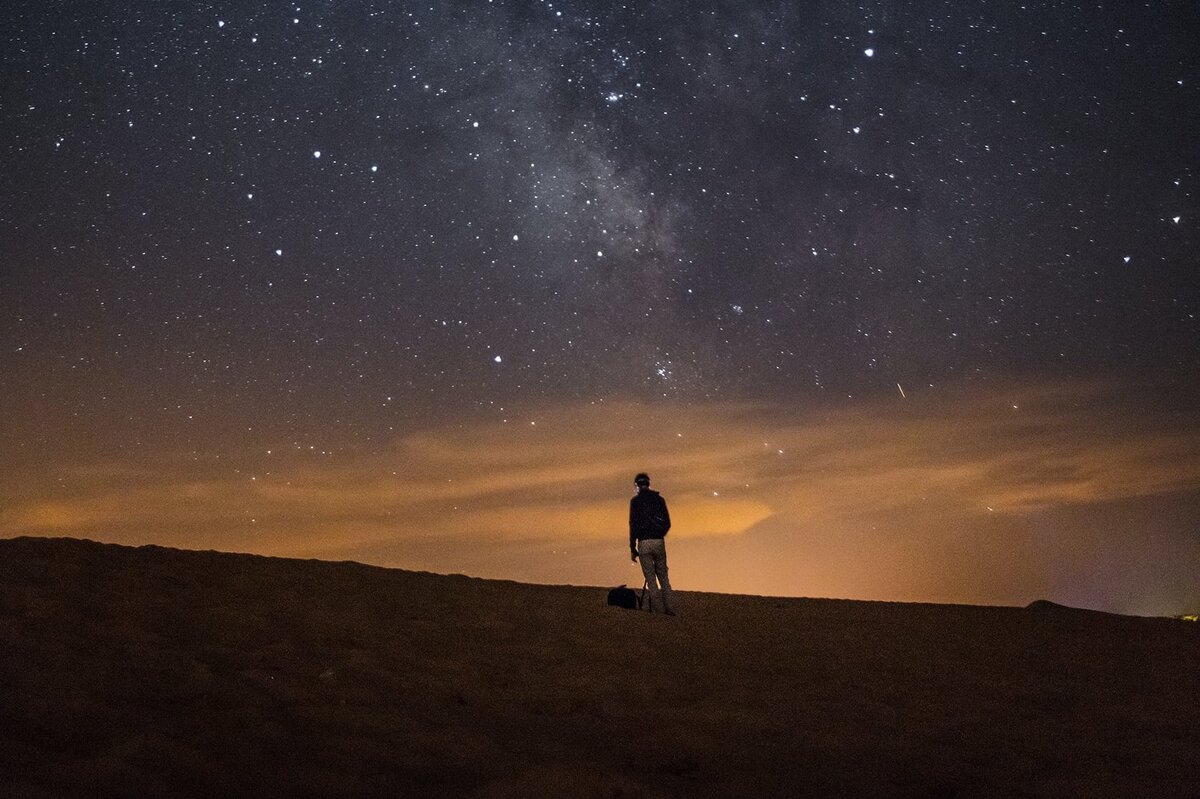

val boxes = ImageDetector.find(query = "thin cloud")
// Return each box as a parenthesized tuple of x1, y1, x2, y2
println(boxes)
(3, 380, 1197, 611)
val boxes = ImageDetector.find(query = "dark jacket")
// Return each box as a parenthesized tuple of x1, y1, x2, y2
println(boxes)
(629, 488, 671, 550)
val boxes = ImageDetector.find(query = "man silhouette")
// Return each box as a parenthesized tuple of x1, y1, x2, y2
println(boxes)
(629, 472, 675, 615)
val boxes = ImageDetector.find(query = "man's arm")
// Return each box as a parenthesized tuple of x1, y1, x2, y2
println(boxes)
(629, 499, 639, 560)
(660, 496, 671, 534)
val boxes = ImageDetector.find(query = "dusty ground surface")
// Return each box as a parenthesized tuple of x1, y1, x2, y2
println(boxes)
(1, 536, 1197, 798)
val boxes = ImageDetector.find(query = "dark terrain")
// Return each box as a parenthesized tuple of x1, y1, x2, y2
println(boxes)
(1, 537, 1197, 798)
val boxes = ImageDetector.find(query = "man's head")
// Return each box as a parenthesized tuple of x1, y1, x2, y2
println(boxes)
(634, 472, 651, 489)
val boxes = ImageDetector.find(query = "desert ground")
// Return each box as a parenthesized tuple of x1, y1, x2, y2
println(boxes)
(1, 536, 1197, 798)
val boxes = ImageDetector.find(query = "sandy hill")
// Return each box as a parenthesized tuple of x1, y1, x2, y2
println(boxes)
(1, 537, 1197, 798)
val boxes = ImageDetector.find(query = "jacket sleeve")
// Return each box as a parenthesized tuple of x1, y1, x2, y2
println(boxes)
(629, 498, 637, 550)
(660, 496, 671, 534)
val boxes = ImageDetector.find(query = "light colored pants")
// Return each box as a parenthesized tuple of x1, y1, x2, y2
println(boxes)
(638, 538, 673, 613)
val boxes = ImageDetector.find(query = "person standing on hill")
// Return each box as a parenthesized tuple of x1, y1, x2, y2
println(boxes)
(629, 472, 675, 615)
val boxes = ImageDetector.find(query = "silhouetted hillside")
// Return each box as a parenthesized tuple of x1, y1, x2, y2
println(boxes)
(1, 537, 1197, 798)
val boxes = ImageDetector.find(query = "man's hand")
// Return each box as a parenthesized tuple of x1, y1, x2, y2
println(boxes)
(631, 550, 639, 562)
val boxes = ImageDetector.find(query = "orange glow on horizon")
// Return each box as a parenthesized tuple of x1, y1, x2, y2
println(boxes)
(2, 380, 1198, 614)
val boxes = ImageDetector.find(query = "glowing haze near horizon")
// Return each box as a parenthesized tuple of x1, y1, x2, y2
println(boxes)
(1, 1, 1197, 614)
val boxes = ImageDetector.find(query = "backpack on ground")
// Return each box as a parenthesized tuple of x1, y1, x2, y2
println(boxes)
(607, 584, 640, 610)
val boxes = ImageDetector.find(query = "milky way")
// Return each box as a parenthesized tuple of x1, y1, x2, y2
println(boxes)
(2, 2, 1198, 611)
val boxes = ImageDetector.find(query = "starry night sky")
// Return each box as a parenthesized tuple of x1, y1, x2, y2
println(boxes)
(2, 1, 1198, 613)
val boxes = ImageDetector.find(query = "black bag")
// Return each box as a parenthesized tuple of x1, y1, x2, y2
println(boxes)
(607, 584, 640, 610)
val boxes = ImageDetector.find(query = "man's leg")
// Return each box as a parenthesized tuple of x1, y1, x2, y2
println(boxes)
(639, 539, 672, 613)
(652, 541, 674, 614)
(639, 547, 659, 611)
